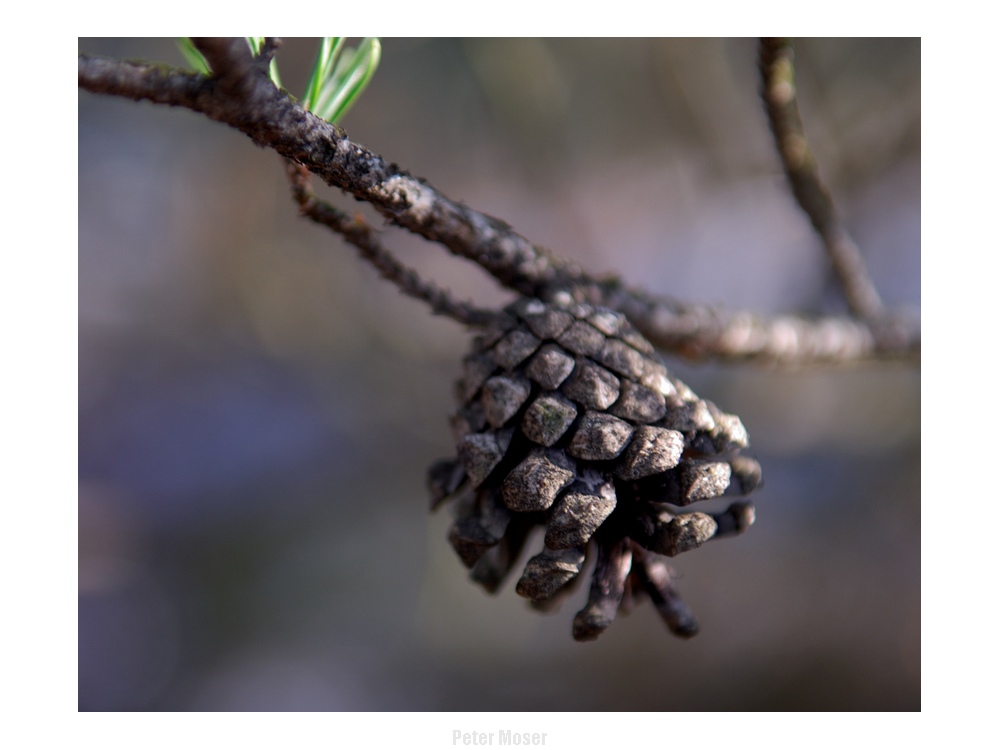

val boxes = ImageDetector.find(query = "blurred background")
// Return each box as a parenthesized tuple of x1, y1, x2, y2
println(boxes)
(78, 38, 919, 711)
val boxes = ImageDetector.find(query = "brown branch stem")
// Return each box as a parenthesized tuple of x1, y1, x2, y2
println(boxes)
(77, 54, 211, 111)
(759, 37, 886, 322)
(79, 49, 576, 299)
(602, 284, 918, 365)
(286, 163, 499, 327)
(79, 41, 919, 367)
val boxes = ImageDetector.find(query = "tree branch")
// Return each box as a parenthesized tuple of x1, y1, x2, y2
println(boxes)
(759, 37, 886, 322)
(79, 41, 919, 367)
(286, 162, 500, 328)
(256, 37, 281, 68)
(601, 284, 918, 364)
(79, 48, 578, 299)
(192, 37, 257, 93)
(78, 54, 210, 110)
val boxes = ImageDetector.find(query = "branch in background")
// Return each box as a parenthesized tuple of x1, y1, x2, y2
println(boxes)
(759, 37, 886, 322)
(602, 285, 917, 365)
(286, 163, 500, 328)
(79, 41, 919, 367)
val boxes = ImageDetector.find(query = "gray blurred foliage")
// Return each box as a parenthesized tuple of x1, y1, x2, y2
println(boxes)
(78, 38, 919, 710)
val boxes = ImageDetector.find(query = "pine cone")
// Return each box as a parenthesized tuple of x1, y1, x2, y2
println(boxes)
(428, 295, 761, 641)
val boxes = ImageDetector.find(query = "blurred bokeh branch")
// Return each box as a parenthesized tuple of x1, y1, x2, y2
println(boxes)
(759, 37, 886, 323)
(78, 37, 919, 366)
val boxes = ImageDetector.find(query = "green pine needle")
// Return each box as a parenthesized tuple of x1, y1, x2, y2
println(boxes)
(303, 37, 346, 114)
(176, 38, 211, 75)
(306, 37, 381, 124)
(176, 37, 379, 125)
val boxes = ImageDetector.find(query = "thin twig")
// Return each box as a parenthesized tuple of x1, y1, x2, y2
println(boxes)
(759, 37, 885, 322)
(286, 163, 499, 327)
